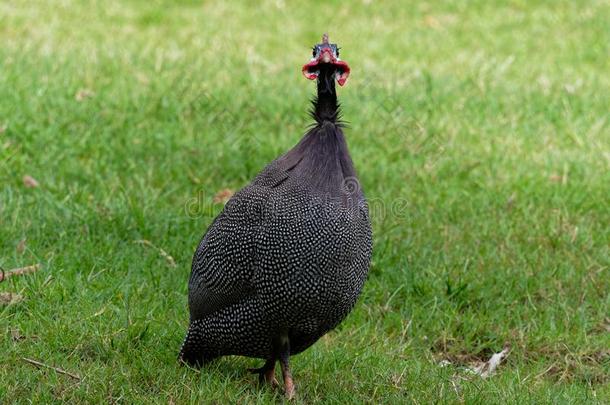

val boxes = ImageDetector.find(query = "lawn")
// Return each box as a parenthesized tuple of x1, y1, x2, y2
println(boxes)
(1, 0, 609, 403)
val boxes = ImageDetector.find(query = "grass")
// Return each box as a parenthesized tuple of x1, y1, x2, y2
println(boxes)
(1, 0, 609, 403)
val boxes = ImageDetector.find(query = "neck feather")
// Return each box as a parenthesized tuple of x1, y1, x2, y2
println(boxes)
(270, 67, 360, 199)
(311, 66, 341, 125)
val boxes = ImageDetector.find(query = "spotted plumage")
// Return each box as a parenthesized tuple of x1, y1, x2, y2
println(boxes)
(179, 35, 372, 399)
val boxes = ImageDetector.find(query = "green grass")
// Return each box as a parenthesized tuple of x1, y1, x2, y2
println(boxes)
(1, 0, 609, 403)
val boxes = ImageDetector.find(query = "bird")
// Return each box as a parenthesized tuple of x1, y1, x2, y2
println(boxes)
(179, 33, 372, 399)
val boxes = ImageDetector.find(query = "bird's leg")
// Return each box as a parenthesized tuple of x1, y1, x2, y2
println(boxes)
(248, 358, 278, 387)
(279, 341, 295, 400)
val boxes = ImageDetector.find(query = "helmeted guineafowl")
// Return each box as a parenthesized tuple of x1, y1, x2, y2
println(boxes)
(179, 33, 372, 399)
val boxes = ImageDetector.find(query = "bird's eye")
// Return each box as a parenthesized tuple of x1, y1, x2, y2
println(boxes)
(312, 47, 316, 57)
(336, 47, 340, 57)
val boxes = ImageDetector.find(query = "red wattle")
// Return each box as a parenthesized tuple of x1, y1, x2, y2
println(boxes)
(302, 58, 351, 85)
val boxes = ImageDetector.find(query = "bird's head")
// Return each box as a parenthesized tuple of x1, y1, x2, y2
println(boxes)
(302, 33, 351, 86)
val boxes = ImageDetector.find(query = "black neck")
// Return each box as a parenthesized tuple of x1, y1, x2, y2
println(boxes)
(311, 66, 340, 124)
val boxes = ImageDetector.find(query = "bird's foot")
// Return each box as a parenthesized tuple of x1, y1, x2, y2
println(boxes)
(284, 374, 295, 400)
(279, 344, 295, 400)
(248, 359, 278, 388)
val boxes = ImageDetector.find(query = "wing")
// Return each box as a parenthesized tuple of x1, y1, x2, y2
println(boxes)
(187, 184, 268, 320)
(186, 156, 296, 321)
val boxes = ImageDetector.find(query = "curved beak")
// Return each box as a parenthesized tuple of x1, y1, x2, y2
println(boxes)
(302, 48, 351, 86)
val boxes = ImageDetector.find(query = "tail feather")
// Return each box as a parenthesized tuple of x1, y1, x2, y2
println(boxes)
(178, 321, 217, 367)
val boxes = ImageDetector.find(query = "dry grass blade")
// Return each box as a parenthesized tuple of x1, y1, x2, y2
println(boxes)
(16, 238, 27, 254)
(22, 358, 81, 381)
(11, 329, 24, 341)
(134, 240, 177, 268)
(0, 264, 41, 282)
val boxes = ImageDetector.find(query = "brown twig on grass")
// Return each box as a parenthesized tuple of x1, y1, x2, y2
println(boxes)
(0, 264, 41, 282)
(22, 358, 81, 381)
